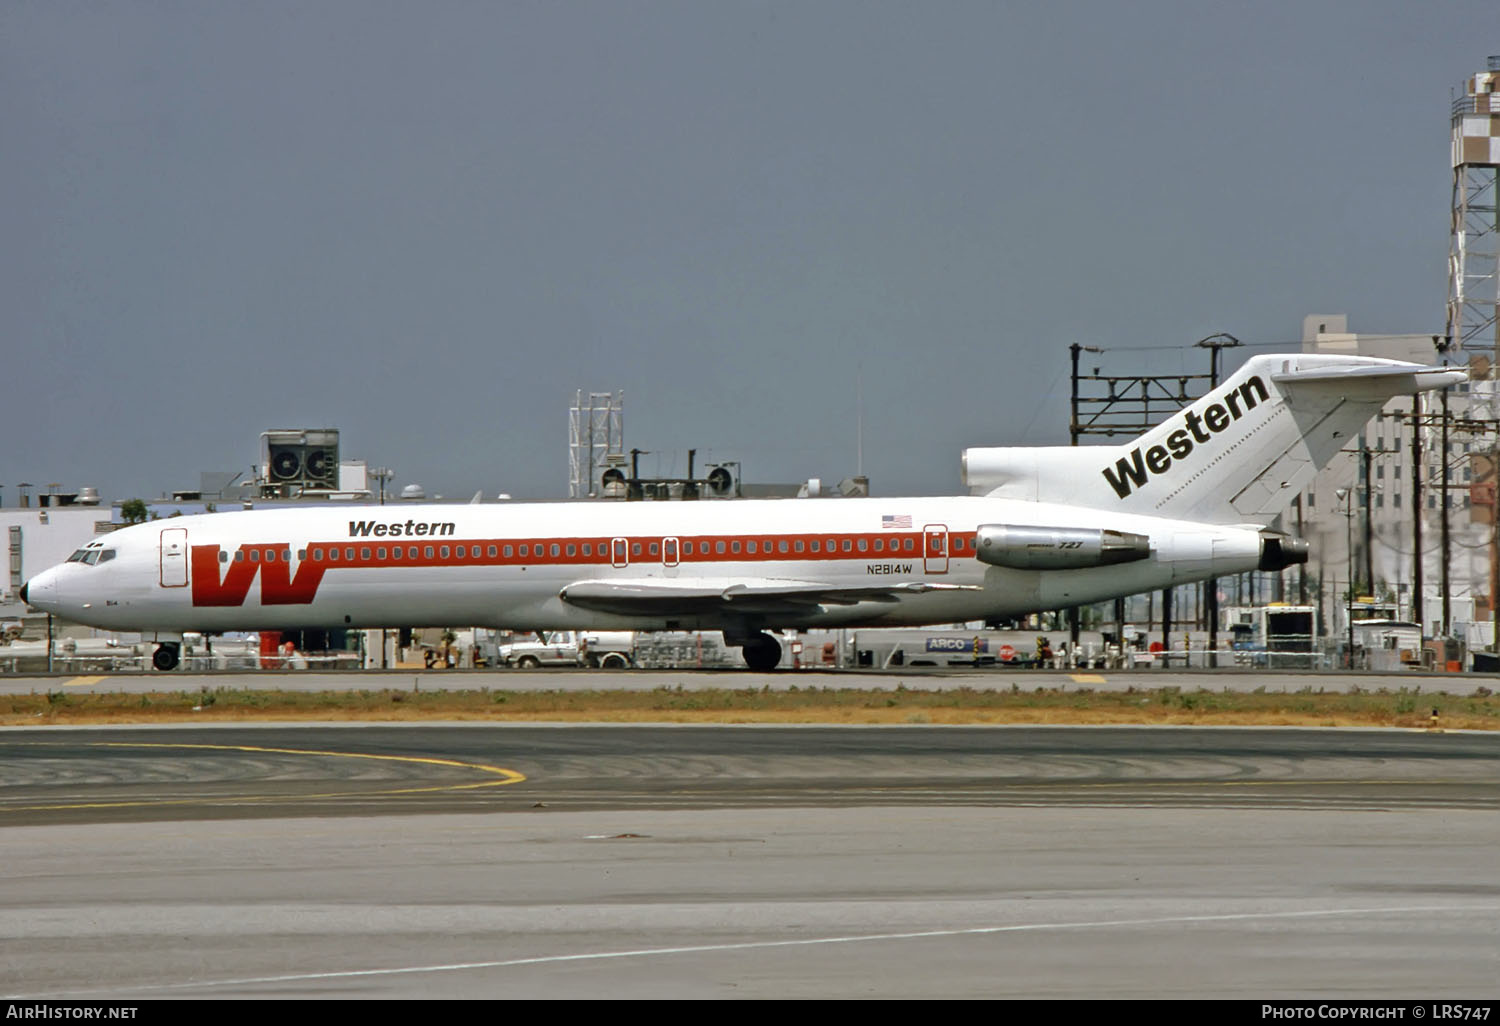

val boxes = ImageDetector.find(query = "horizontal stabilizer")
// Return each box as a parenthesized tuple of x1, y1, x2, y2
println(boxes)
(1271, 364, 1466, 387)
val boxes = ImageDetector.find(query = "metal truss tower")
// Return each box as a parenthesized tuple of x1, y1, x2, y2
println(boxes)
(1448, 57, 1500, 643)
(568, 391, 624, 498)
(1450, 57, 1500, 366)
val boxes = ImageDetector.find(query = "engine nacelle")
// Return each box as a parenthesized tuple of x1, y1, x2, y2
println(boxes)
(974, 525, 1152, 570)
(1258, 532, 1309, 571)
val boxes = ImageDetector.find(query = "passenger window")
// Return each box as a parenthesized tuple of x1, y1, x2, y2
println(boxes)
(631, 543, 640, 556)
(567, 544, 576, 557)
(424, 546, 434, 558)
(297, 549, 306, 560)
(219, 551, 229, 563)
(794, 540, 804, 553)
(747, 541, 757, 554)
(731, 541, 741, 553)
(250, 550, 260, 562)
(779, 540, 789, 553)
(345, 547, 354, 560)
(858, 539, 868, 552)
(716, 541, 725, 554)
(488, 545, 497, 557)
(504, 545, 514, 558)
(377, 547, 387, 560)
(361, 547, 371, 560)
(551, 544, 560, 557)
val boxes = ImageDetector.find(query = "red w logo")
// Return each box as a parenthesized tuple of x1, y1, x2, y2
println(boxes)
(191, 546, 329, 607)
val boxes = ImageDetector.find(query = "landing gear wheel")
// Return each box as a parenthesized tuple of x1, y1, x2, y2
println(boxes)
(740, 633, 782, 672)
(152, 644, 180, 672)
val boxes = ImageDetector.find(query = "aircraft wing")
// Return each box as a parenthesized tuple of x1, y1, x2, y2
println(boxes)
(558, 577, 981, 617)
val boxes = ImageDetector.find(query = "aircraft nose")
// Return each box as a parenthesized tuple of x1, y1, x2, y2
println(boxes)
(22, 569, 57, 612)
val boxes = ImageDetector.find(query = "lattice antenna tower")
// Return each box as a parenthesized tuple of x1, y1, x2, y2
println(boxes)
(568, 391, 624, 498)
(1450, 57, 1500, 386)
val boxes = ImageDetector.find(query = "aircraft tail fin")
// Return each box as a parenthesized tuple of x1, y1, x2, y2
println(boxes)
(964, 354, 1466, 525)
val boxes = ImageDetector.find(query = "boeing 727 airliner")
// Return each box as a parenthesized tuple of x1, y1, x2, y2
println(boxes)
(21, 355, 1464, 670)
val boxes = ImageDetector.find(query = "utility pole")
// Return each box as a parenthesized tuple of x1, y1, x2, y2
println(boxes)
(1066, 344, 1083, 650)
(1196, 333, 1240, 668)
(1493, 444, 1499, 653)
(1361, 442, 1374, 596)
(1338, 488, 1355, 668)
(1411, 392, 1424, 634)
(1441, 384, 1452, 637)
(1294, 495, 1308, 604)
(1433, 333, 1455, 638)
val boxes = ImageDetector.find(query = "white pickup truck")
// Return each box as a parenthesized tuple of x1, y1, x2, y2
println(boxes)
(497, 630, 635, 669)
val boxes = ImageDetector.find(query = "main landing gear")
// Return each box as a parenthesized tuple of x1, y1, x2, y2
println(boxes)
(152, 643, 180, 671)
(739, 632, 782, 672)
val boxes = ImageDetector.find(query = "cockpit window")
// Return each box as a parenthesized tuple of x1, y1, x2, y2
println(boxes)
(66, 544, 114, 566)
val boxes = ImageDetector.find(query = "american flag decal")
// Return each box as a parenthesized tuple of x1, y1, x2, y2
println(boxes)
(882, 514, 912, 529)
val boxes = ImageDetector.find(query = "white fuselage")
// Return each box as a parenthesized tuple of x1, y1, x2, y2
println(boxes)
(25, 496, 1265, 635)
(26, 353, 1466, 652)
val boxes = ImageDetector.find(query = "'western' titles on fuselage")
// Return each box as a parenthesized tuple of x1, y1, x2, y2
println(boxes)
(1102, 376, 1270, 499)
(349, 520, 456, 538)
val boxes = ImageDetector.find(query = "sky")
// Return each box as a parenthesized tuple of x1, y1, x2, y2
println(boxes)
(3, 1, 1495, 504)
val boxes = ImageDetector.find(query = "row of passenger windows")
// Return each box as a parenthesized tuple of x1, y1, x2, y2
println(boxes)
(217, 534, 970, 564)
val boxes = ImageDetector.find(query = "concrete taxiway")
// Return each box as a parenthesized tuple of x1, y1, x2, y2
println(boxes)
(1, 724, 1496, 998)
(3, 666, 1498, 695)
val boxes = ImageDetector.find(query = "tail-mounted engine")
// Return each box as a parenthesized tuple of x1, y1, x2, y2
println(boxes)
(1258, 532, 1309, 571)
(974, 525, 1151, 570)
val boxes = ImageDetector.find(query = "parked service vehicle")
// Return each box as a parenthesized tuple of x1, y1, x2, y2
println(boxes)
(498, 630, 635, 669)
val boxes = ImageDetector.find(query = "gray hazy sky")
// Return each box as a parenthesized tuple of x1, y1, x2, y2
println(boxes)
(3, 1, 1493, 503)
